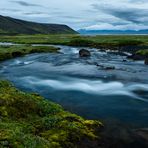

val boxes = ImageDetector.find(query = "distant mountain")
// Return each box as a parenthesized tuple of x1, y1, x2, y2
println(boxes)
(0, 15, 77, 35)
(78, 29, 148, 35)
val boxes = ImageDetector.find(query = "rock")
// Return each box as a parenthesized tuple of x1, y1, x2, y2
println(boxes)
(123, 59, 127, 62)
(98, 64, 115, 70)
(145, 58, 148, 65)
(104, 66, 115, 70)
(79, 49, 91, 57)
(12, 51, 23, 57)
(127, 54, 145, 60)
(135, 128, 148, 142)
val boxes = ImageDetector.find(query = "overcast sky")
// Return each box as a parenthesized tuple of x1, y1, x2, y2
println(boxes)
(0, 0, 148, 30)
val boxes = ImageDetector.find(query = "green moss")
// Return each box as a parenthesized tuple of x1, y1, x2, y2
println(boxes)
(68, 38, 95, 47)
(0, 45, 60, 61)
(0, 80, 103, 147)
(136, 49, 148, 56)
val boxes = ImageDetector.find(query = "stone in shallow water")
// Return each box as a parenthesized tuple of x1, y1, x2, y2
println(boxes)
(123, 59, 127, 62)
(127, 53, 147, 61)
(104, 66, 115, 70)
(97, 64, 116, 70)
(135, 128, 148, 142)
(79, 49, 91, 57)
(145, 58, 148, 65)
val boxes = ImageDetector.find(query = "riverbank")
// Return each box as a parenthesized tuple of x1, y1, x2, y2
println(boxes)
(0, 80, 103, 147)
(0, 45, 60, 61)
(0, 34, 148, 50)
(1, 34, 148, 62)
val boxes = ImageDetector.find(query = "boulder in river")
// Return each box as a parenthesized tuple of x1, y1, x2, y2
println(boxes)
(97, 64, 116, 70)
(123, 59, 127, 62)
(145, 58, 148, 65)
(104, 66, 115, 70)
(79, 49, 91, 57)
(127, 53, 146, 61)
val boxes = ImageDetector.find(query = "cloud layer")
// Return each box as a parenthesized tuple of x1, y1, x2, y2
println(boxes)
(0, 0, 147, 30)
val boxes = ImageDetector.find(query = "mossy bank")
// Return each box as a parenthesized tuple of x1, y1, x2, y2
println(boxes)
(0, 35, 148, 50)
(0, 45, 60, 61)
(0, 80, 103, 148)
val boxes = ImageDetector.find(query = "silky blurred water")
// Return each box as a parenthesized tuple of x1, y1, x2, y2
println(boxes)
(0, 45, 148, 127)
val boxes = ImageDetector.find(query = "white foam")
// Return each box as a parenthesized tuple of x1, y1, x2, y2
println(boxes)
(9, 60, 22, 66)
(9, 60, 34, 66)
(21, 76, 148, 102)
(23, 61, 34, 65)
(60, 47, 79, 54)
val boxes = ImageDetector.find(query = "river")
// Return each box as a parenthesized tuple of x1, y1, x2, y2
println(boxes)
(0, 44, 148, 128)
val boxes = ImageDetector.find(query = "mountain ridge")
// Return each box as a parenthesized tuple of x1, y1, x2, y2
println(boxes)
(0, 15, 77, 35)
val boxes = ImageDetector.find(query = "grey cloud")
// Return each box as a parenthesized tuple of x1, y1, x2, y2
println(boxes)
(91, 4, 148, 25)
(23, 12, 47, 15)
(10, 1, 43, 7)
(1, 0, 147, 30)
(1, 8, 21, 12)
(62, 16, 82, 19)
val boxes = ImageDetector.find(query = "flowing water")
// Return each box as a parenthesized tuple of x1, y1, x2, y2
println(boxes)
(0, 44, 148, 128)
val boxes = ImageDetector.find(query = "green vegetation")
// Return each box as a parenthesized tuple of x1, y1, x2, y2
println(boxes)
(0, 34, 75, 44)
(0, 35, 148, 49)
(136, 49, 148, 56)
(0, 45, 60, 61)
(0, 80, 103, 148)
(0, 15, 77, 35)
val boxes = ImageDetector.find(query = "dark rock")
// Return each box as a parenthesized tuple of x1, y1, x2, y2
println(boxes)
(104, 66, 115, 70)
(79, 49, 91, 57)
(12, 51, 23, 57)
(97, 64, 116, 70)
(127, 54, 145, 60)
(145, 58, 148, 65)
(134, 128, 148, 143)
(123, 59, 127, 62)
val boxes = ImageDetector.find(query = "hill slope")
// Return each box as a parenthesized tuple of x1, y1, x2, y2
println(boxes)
(0, 15, 77, 35)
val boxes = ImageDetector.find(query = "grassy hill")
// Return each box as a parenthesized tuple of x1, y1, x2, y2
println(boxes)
(0, 15, 77, 35)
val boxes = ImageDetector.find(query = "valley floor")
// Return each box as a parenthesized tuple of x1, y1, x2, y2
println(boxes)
(0, 34, 148, 148)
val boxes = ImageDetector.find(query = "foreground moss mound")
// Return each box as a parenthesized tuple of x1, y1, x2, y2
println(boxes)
(0, 81, 103, 148)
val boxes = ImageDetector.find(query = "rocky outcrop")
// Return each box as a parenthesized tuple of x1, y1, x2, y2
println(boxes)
(79, 49, 91, 57)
